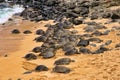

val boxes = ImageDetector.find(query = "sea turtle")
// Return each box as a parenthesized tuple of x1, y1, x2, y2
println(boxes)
(53, 66, 71, 73)
(35, 29, 45, 35)
(11, 29, 20, 34)
(23, 30, 32, 34)
(32, 47, 41, 53)
(24, 53, 37, 60)
(54, 58, 75, 65)
(35, 65, 49, 72)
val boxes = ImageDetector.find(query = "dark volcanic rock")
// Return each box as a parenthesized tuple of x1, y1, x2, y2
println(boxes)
(35, 65, 49, 72)
(54, 58, 75, 65)
(77, 39, 89, 47)
(11, 29, 20, 34)
(53, 66, 71, 73)
(24, 53, 37, 60)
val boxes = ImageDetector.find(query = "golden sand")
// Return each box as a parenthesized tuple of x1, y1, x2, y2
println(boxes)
(0, 18, 120, 80)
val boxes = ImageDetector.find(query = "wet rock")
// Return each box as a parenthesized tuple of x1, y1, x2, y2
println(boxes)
(24, 53, 37, 60)
(105, 40, 112, 45)
(32, 47, 41, 53)
(11, 29, 20, 34)
(54, 58, 75, 65)
(77, 39, 89, 47)
(35, 29, 45, 35)
(79, 47, 92, 54)
(35, 65, 49, 72)
(53, 66, 71, 73)
(23, 30, 32, 34)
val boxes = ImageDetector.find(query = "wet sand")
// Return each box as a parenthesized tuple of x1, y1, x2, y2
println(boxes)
(0, 18, 120, 80)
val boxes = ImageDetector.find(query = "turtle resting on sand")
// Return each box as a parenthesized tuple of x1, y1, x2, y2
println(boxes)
(54, 58, 75, 65)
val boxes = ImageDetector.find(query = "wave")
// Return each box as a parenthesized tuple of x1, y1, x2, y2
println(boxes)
(0, 5, 24, 24)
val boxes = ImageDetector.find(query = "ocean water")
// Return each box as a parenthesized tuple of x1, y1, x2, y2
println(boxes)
(0, 4, 24, 24)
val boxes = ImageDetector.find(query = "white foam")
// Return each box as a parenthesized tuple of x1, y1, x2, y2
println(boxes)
(0, 5, 24, 24)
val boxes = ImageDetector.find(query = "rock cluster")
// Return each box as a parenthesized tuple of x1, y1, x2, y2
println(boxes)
(20, 0, 120, 22)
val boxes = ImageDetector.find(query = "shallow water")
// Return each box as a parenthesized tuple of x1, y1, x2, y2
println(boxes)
(0, 4, 24, 24)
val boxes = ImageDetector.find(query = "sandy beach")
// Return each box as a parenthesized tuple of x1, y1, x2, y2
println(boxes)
(0, 16, 120, 80)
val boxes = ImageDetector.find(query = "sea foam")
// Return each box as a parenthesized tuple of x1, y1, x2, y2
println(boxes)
(0, 5, 24, 24)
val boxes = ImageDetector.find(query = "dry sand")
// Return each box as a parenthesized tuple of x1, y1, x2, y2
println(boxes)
(0, 18, 120, 80)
